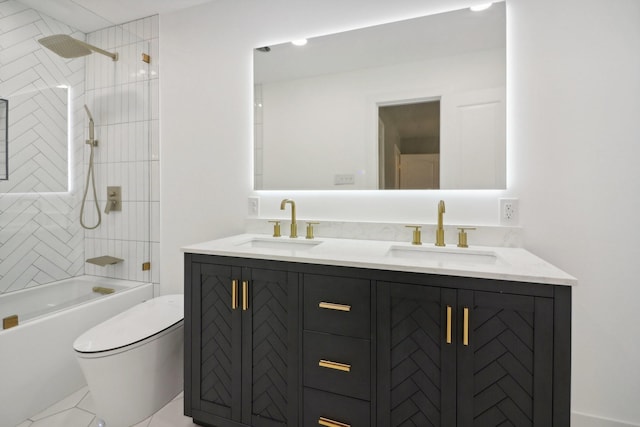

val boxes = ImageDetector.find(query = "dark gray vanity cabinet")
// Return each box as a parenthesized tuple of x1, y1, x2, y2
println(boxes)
(185, 253, 571, 427)
(377, 277, 571, 427)
(184, 254, 300, 427)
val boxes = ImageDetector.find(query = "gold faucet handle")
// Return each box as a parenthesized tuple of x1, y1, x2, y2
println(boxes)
(457, 227, 476, 248)
(268, 220, 281, 237)
(306, 222, 320, 239)
(405, 225, 422, 245)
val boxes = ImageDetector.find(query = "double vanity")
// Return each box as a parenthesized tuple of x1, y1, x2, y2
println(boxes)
(183, 227, 575, 427)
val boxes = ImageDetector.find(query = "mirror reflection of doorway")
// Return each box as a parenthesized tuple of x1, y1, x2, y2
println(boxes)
(378, 99, 440, 189)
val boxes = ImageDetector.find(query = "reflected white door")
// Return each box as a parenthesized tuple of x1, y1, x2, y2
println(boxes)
(441, 87, 506, 189)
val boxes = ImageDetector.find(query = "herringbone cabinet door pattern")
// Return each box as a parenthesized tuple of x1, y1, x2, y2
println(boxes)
(249, 272, 289, 424)
(391, 295, 443, 426)
(377, 282, 454, 427)
(200, 272, 234, 412)
(458, 290, 553, 427)
(471, 304, 534, 426)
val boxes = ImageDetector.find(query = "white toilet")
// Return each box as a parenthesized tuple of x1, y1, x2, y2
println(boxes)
(73, 294, 184, 427)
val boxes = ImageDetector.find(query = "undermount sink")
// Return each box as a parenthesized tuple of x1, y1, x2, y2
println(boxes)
(235, 237, 322, 251)
(387, 245, 500, 265)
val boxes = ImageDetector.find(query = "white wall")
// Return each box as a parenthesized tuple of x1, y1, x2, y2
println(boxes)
(160, 0, 640, 425)
(510, 0, 640, 424)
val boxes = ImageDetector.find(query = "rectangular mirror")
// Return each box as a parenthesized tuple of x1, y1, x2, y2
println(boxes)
(0, 86, 68, 193)
(254, 2, 505, 190)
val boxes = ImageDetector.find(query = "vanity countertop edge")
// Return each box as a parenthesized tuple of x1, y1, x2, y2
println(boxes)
(182, 233, 577, 286)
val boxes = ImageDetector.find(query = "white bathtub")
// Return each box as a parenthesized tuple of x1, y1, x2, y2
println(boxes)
(0, 276, 153, 427)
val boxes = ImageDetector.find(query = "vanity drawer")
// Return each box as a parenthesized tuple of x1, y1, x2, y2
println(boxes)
(304, 387, 370, 427)
(304, 274, 370, 338)
(303, 331, 370, 400)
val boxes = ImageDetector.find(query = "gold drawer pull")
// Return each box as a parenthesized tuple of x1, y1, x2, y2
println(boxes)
(318, 302, 351, 312)
(463, 307, 469, 346)
(231, 280, 238, 310)
(319, 416, 350, 427)
(318, 359, 351, 372)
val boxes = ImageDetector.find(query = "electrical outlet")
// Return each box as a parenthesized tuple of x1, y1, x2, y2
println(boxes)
(248, 196, 260, 217)
(500, 198, 518, 225)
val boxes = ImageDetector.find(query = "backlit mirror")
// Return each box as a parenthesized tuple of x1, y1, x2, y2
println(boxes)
(0, 86, 68, 193)
(254, 2, 505, 190)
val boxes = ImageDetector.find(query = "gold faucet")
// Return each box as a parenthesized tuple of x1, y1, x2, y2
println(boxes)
(436, 200, 446, 246)
(280, 199, 297, 238)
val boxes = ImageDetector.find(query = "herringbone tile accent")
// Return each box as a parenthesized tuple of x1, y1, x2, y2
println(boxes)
(390, 296, 442, 427)
(0, 0, 85, 294)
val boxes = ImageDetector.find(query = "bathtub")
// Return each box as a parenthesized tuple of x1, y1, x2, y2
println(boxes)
(0, 276, 153, 427)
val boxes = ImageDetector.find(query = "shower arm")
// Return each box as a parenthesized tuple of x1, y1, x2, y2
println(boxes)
(78, 39, 118, 61)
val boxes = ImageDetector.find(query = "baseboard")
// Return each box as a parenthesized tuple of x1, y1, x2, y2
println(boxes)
(572, 412, 640, 427)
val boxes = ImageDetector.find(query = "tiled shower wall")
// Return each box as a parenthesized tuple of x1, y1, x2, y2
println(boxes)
(82, 16, 160, 285)
(0, 0, 85, 293)
(0, 2, 160, 294)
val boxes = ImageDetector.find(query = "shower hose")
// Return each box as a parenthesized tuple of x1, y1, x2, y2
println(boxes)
(79, 141, 101, 229)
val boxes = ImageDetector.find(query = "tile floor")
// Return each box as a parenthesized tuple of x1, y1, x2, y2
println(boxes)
(16, 387, 198, 427)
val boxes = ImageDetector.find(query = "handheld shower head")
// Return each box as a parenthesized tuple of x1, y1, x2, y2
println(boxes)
(84, 105, 95, 142)
(84, 104, 94, 122)
(38, 34, 118, 61)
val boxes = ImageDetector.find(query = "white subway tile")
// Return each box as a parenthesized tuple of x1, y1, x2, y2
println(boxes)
(135, 121, 144, 162)
(151, 120, 159, 160)
(150, 201, 159, 242)
(150, 79, 159, 120)
(151, 241, 160, 284)
(151, 160, 160, 201)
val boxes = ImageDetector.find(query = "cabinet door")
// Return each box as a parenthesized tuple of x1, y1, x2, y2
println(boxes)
(241, 267, 299, 427)
(377, 282, 457, 427)
(457, 291, 553, 427)
(191, 262, 243, 424)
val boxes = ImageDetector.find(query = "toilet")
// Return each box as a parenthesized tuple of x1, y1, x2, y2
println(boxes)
(73, 294, 184, 427)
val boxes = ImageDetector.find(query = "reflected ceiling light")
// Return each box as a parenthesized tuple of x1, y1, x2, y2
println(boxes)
(470, 3, 493, 11)
(291, 39, 308, 46)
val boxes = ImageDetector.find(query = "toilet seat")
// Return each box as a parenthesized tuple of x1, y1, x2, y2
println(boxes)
(73, 294, 183, 356)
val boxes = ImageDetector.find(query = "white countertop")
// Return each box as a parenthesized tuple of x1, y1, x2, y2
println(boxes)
(182, 234, 577, 286)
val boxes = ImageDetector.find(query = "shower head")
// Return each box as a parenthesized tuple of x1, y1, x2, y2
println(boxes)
(38, 34, 118, 61)
(84, 104, 94, 122)
(84, 105, 95, 142)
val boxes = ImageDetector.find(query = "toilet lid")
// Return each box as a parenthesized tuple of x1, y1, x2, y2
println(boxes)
(73, 294, 184, 353)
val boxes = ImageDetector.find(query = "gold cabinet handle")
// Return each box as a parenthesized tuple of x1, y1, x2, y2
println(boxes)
(231, 280, 238, 310)
(446, 305, 452, 344)
(319, 416, 350, 427)
(318, 359, 351, 372)
(463, 307, 469, 346)
(242, 280, 249, 311)
(318, 302, 351, 312)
